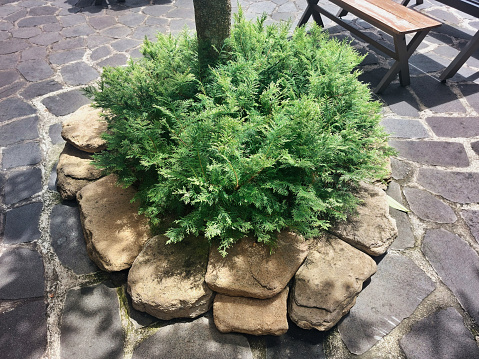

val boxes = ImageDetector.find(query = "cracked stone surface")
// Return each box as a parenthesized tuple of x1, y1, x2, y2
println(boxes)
(338, 254, 435, 355)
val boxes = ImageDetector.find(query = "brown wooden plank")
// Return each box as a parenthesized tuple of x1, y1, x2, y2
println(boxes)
(366, 0, 441, 30)
(330, 0, 441, 34)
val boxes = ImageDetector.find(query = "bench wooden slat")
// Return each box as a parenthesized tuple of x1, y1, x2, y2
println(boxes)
(331, 0, 441, 34)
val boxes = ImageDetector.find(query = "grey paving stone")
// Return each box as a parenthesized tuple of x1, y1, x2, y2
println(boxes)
(87, 35, 114, 50)
(422, 228, 479, 323)
(20, 79, 63, 100)
(0, 116, 38, 146)
(417, 168, 479, 203)
(277, 1, 297, 12)
(0, 97, 36, 123)
(0, 69, 20, 88)
(472, 141, 479, 156)
(411, 76, 465, 113)
(458, 83, 479, 113)
(42, 89, 90, 116)
(29, 32, 62, 46)
(387, 182, 415, 250)
(50, 203, 99, 274)
(145, 16, 169, 27)
(338, 253, 435, 355)
(18, 0, 45, 7)
(2, 141, 42, 169)
(43, 23, 63, 32)
(381, 119, 429, 139)
(170, 19, 195, 32)
(131, 26, 162, 40)
(29, 5, 58, 15)
(0, 53, 19, 69)
(90, 45, 111, 61)
(111, 38, 141, 52)
(389, 207, 415, 250)
(142, 5, 172, 17)
(11, 26, 42, 39)
(17, 15, 58, 27)
(100, 24, 132, 38)
(378, 83, 420, 118)
(247, 0, 277, 14)
(389, 140, 469, 167)
(4, 202, 42, 243)
(168, 6, 195, 19)
(409, 52, 451, 74)
(0, 247, 45, 299)
(461, 210, 479, 244)
(61, 283, 124, 359)
(0, 80, 26, 99)
(17, 59, 54, 82)
(58, 13, 86, 27)
(358, 67, 389, 90)
(0, 38, 29, 55)
(97, 53, 128, 68)
(49, 49, 86, 65)
(60, 62, 99, 86)
(428, 8, 461, 23)
(21, 45, 47, 61)
(434, 23, 472, 40)
(4, 9, 28, 23)
(426, 116, 479, 138)
(48, 165, 56, 191)
(400, 307, 479, 359)
(0, 31, 11, 41)
(61, 23, 95, 38)
(49, 122, 64, 145)
(403, 187, 457, 223)
(266, 322, 326, 359)
(0, 4, 20, 16)
(118, 12, 146, 27)
(52, 37, 85, 51)
(173, 0, 194, 8)
(0, 300, 47, 359)
(433, 44, 460, 59)
(4, 167, 42, 204)
(88, 15, 117, 30)
(132, 315, 253, 359)
(129, 47, 143, 59)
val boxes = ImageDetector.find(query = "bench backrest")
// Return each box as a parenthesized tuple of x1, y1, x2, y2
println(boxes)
(434, 0, 479, 18)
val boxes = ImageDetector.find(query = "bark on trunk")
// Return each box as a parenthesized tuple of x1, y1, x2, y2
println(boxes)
(193, 0, 231, 72)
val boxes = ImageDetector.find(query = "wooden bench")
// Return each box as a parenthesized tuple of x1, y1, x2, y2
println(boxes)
(298, 0, 441, 93)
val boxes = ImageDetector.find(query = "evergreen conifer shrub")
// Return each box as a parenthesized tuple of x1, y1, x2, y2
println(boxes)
(85, 12, 393, 255)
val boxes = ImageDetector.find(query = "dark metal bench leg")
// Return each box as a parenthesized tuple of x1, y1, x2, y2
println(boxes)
(374, 30, 429, 93)
(401, 0, 423, 5)
(395, 34, 410, 86)
(337, 8, 348, 17)
(439, 29, 479, 82)
(298, 0, 323, 27)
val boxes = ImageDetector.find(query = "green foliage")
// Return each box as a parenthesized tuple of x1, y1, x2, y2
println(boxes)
(85, 12, 393, 255)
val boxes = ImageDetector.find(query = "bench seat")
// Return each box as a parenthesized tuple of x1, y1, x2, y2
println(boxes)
(298, 0, 441, 93)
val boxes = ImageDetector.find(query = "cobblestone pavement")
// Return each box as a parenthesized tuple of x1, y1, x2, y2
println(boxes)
(1, 0, 479, 358)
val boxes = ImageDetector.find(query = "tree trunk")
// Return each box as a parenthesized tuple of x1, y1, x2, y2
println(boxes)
(193, 0, 231, 72)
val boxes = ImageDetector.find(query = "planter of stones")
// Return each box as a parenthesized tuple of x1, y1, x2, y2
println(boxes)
(57, 105, 397, 336)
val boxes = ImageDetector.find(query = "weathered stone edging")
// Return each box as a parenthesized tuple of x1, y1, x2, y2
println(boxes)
(58, 105, 398, 336)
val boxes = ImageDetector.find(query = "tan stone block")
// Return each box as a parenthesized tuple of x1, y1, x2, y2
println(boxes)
(214, 288, 289, 336)
(206, 231, 309, 299)
(61, 104, 107, 153)
(128, 235, 213, 320)
(77, 174, 151, 272)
